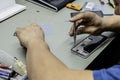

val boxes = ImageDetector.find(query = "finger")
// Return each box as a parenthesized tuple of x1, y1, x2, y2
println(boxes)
(31, 23, 40, 28)
(69, 26, 74, 36)
(15, 27, 23, 36)
(70, 12, 85, 22)
(69, 20, 84, 37)
(70, 11, 95, 22)
(76, 26, 99, 35)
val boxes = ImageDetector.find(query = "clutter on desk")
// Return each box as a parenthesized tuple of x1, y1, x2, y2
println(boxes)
(0, 49, 28, 80)
(81, 2, 105, 12)
(26, 0, 75, 12)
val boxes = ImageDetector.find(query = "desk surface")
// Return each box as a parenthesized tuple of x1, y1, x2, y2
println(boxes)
(0, 0, 114, 70)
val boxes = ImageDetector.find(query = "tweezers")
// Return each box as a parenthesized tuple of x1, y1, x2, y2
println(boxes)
(74, 21, 77, 46)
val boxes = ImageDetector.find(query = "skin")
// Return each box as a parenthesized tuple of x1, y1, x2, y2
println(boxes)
(69, 11, 120, 36)
(15, 2, 120, 80)
(15, 24, 93, 80)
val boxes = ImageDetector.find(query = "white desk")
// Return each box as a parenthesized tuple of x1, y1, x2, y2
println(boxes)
(0, 0, 114, 70)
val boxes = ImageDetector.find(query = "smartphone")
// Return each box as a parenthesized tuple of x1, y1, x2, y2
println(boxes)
(71, 35, 108, 58)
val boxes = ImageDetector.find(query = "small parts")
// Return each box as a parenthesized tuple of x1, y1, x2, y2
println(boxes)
(66, 3, 82, 11)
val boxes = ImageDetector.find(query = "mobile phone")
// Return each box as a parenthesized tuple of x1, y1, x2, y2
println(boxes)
(71, 35, 108, 58)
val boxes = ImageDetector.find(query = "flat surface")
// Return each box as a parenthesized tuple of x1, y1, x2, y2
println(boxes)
(0, 0, 115, 70)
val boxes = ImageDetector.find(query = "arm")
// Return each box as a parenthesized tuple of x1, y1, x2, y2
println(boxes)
(15, 24, 93, 80)
(102, 15, 120, 32)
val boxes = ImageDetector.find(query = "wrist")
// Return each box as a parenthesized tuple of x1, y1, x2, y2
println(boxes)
(27, 39, 49, 50)
(101, 16, 120, 32)
(100, 18, 109, 31)
(101, 17, 115, 31)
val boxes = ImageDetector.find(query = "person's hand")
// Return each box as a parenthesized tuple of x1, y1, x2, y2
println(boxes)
(15, 23, 45, 48)
(69, 11, 104, 36)
(113, 0, 120, 15)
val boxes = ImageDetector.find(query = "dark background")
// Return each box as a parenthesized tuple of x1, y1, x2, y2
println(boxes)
(86, 34, 120, 70)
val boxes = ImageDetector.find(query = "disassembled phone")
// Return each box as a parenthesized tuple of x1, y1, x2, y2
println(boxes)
(70, 10, 109, 59)
(71, 35, 109, 58)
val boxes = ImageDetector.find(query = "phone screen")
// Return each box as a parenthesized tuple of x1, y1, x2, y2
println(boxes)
(71, 35, 108, 58)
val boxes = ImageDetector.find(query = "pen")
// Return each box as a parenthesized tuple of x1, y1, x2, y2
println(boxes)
(0, 70, 10, 77)
(0, 64, 10, 69)
(0, 74, 10, 80)
(0, 68, 13, 75)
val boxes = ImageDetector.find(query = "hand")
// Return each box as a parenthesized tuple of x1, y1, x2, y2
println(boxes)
(69, 11, 104, 36)
(15, 23, 45, 48)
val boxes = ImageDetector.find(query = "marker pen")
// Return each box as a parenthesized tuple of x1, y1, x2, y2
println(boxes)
(0, 70, 10, 77)
(0, 68, 16, 77)
(0, 74, 10, 80)
(0, 64, 9, 69)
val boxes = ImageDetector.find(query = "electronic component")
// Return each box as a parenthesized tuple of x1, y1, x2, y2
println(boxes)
(71, 35, 108, 58)
(66, 3, 82, 11)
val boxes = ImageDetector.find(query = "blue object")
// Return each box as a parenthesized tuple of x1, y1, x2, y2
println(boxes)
(93, 65, 120, 80)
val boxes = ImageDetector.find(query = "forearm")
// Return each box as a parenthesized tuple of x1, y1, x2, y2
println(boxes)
(15, 24, 94, 80)
(102, 15, 120, 32)
(26, 39, 93, 80)
(26, 39, 68, 80)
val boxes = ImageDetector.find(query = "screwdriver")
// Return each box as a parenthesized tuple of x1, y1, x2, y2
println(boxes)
(73, 21, 77, 46)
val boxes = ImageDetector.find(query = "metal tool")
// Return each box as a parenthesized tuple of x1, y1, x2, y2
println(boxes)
(73, 21, 77, 46)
